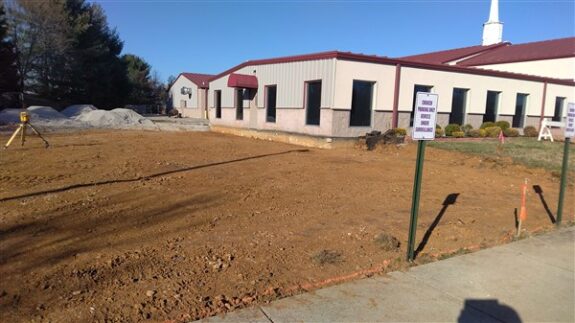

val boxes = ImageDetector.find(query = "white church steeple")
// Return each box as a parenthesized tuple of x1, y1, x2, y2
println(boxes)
(482, 0, 503, 45)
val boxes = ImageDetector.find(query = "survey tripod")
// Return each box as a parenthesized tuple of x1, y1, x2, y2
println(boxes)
(4, 110, 49, 149)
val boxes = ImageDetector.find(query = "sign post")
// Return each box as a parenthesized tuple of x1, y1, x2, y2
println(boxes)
(557, 102, 574, 226)
(407, 92, 438, 262)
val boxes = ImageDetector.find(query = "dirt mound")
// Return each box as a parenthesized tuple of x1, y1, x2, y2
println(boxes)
(61, 104, 97, 118)
(75, 108, 157, 130)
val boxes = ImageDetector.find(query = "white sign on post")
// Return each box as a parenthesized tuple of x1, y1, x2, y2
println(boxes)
(565, 102, 575, 139)
(412, 92, 439, 140)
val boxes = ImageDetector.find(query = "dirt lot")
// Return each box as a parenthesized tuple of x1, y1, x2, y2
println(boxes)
(0, 131, 573, 322)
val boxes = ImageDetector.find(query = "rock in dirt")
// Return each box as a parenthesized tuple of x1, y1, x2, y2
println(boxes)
(145, 290, 156, 297)
(374, 233, 401, 251)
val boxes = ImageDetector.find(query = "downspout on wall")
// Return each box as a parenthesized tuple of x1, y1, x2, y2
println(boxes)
(539, 82, 548, 130)
(392, 64, 402, 129)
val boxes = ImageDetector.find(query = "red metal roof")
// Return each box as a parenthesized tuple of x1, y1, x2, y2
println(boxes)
(209, 50, 574, 86)
(399, 43, 509, 64)
(181, 73, 214, 89)
(457, 37, 575, 66)
(227, 73, 258, 89)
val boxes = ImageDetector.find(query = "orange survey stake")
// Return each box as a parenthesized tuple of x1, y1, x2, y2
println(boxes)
(519, 179, 528, 221)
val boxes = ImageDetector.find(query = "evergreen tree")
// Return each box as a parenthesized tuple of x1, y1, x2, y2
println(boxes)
(65, 0, 130, 109)
(122, 54, 153, 104)
(0, 1, 20, 92)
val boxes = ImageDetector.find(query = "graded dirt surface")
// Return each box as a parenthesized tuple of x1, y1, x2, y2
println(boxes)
(0, 131, 573, 322)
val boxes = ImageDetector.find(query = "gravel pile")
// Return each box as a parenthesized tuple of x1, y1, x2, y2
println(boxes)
(61, 104, 97, 118)
(0, 106, 85, 128)
(0, 105, 158, 131)
(75, 108, 157, 130)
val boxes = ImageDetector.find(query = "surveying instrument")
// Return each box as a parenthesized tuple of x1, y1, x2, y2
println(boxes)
(4, 110, 49, 149)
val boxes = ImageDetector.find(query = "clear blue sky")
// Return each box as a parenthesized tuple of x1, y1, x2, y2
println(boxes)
(95, 0, 575, 82)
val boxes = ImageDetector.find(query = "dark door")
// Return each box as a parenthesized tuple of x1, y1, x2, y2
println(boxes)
(215, 90, 222, 119)
(266, 85, 277, 123)
(449, 88, 468, 125)
(553, 97, 565, 122)
(235, 88, 244, 120)
(484, 91, 499, 123)
(306, 81, 322, 125)
(350, 80, 374, 127)
(513, 93, 528, 128)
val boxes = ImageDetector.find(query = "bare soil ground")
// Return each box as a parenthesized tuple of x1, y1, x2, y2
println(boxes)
(0, 131, 573, 322)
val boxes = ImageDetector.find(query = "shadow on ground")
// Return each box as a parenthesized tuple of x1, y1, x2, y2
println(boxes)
(458, 299, 522, 323)
(0, 149, 309, 203)
(414, 193, 459, 258)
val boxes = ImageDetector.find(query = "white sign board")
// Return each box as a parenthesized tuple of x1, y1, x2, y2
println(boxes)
(565, 102, 575, 138)
(412, 92, 439, 140)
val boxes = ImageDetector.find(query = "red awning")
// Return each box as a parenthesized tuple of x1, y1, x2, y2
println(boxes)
(227, 73, 258, 89)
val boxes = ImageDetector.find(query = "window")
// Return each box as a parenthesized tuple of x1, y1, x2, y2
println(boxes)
(235, 88, 244, 120)
(214, 90, 222, 119)
(350, 80, 374, 127)
(449, 88, 468, 125)
(553, 97, 565, 122)
(484, 91, 500, 123)
(266, 85, 277, 123)
(513, 93, 528, 128)
(411, 85, 433, 127)
(305, 81, 322, 125)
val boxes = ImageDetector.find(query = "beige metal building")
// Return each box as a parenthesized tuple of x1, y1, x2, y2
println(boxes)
(205, 48, 574, 140)
(168, 73, 213, 118)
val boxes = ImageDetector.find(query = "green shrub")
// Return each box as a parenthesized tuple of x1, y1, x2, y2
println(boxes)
(445, 124, 462, 136)
(436, 124, 442, 129)
(435, 128, 444, 137)
(452, 131, 465, 138)
(485, 126, 502, 138)
(523, 126, 538, 137)
(504, 128, 519, 137)
(480, 121, 496, 129)
(462, 124, 473, 134)
(495, 120, 510, 131)
(392, 128, 407, 136)
(467, 129, 482, 138)
(479, 129, 487, 137)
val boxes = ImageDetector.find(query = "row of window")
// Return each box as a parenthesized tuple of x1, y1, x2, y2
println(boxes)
(213, 82, 567, 128)
(411, 85, 566, 128)
(213, 81, 326, 125)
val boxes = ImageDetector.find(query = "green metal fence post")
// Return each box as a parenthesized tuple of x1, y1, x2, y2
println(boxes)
(557, 137, 571, 226)
(407, 140, 427, 261)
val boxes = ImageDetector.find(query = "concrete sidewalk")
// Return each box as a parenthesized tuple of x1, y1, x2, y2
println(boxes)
(201, 227, 574, 322)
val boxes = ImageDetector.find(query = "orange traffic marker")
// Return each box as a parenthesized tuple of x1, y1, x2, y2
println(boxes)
(520, 179, 528, 221)
(517, 179, 528, 237)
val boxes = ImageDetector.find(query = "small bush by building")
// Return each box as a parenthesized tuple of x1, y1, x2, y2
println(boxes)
(485, 126, 502, 137)
(445, 124, 462, 136)
(392, 128, 407, 136)
(462, 124, 473, 134)
(523, 125, 538, 137)
(467, 129, 483, 138)
(495, 120, 510, 131)
(504, 128, 519, 137)
(480, 121, 496, 129)
(452, 131, 465, 138)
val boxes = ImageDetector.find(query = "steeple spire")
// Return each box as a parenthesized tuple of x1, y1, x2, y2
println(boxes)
(488, 0, 499, 22)
(483, 0, 503, 46)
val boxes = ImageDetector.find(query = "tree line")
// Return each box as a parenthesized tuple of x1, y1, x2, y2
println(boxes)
(0, 0, 165, 110)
